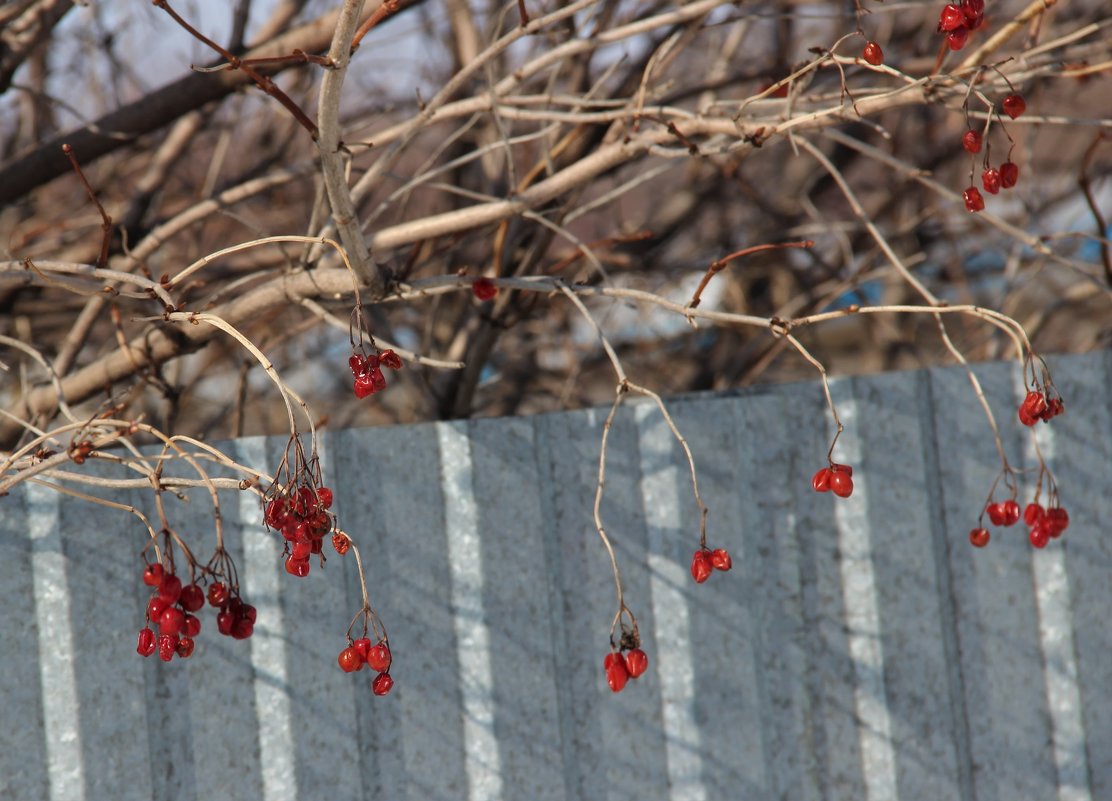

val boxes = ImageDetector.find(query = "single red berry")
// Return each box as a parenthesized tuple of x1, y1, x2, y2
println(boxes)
(624, 648, 649, 679)
(159, 606, 185, 636)
(147, 595, 169, 622)
(217, 610, 235, 636)
(986, 502, 1007, 526)
(1024, 503, 1046, 527)
(999, 161, 1019, 188)
(240, 604, 257, 625)
(1047, 507, 1069, 536)
(829, 469, 854, 498)
(348, 354, 367, 375)
(142, 563, 164, 587)
(938, 3, 965, 30)
(962, 130, 983, 153)
(332, 533, 351, 555)
(372, 672, 394, 696)
(207, 582, 228, 607)
(1002, 94, 1026, 119)
(176, 636, 195, 659)
(317, 487, 333, 509)
(180, 584, 205, 612)
(472, 277, 499, 301)
(183, 613, 202, 638)
(812, 467, 832, 492)
(369, 368, 387, 392)
(969, 527, 991, 548)
(158, 574, 182, 604)
(231, 619, 254, 640)
(862, 42, 883, 67)
(1029, 526, 1050, 549)
(946, 26, 969, 50)
(961, 0, 985, 19)
(354, 373, 376, 399)
(379, 349, 403, 370)
(285, 556, 310, 577)
(137, 627, 157, 657)
(1001, 499, 1020, 526)
(604, 653, 629, 693)
(353, 638, 372, 662)
(291, 540, 312, 561)
(367, 642, 393, 673)
(338, 646, 363, 673)
(691, 550, 712, 584)
(982, 168, 1001, 195)
(963, 186, 985, 212)
(158, 633, 179, 662)
(710, 548, 732, 572)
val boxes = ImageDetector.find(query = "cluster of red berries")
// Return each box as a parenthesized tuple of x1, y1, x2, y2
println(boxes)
(969, 499, 1070, 548)
(962, 92, 1026, 212)
(603, 647, 649, 693)
(690, 547, 732, 584)
(348, 349, 403, 399)
(137, 564, 205, 661)
(264, 485, 335, 578)
(208, 580, 258, 639)
(811, 463, 854, 498)
(937, 0, 984, 51)
(472, 277, 498, 301)
(338, 638, 394, 696)
(862, 41, 884, 67)
(1018, 389, 1064, 426)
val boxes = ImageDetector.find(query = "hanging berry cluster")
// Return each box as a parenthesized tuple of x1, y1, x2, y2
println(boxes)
(338, 607, 394, 696)
(349, 349, 403, 399)
(690, 546, 732, 584)
(937, 0, 984, 52)
(960, 69, 1026, 213)
(262, 436, 337, 579)
(811, 463, 854, 498)
(1018, 389, 1063, 426)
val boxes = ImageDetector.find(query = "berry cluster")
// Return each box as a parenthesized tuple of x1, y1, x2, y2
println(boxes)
(472, 277, 498, 301)
(937, 0, 984, 51)
(1018, 389, 1064, 426)
(961, 90, 1025, 212)
(970, 499, 1070, 549)
(349, 349, 403, 399)
(264, 485, 335, 578)
(811, 463, 854, 498)
(690, 546, 732, 584)
(209, 580, 257, 639)
(337, 637, 394, 696)
(137, 563, 205, 661)
(603, 647, 649, 693)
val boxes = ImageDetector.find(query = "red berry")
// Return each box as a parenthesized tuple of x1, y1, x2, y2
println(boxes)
(829, 469, 854, 498)
(231, 619, 254, 640)
(1047, 507, 1069, 536)
(1024, 503, 1045, 527)
(348, 354, 366, 375)
(604, 653, 629, 693)
(812, 467, 832, 492)
(367, 642, 392, 673)
(938, 4, 965, 31)
(142, 563, 164, 587)
(148, 595, 169, 621)
(285, 556, 310, 577)
(962, 130, 982, 153)
(372, 672, 394, 696)
(1002, 93, 1026, 119)
(999, 161, 1019, 188)
(969, 527, 990, 548)
(946, 26, 969, 50)
(137, 627, 157, 657)
(1001, 499, 1020, 526)
(624, 648, 649, 679)
(862, 42, 883, 67)
(180, 583, 205, 612)
(241, 604, 257, 624)
(986, 502, 1007, 526)
(982, 168, 1001, 195)
(353, 638, 372, 661)
(332, 533, 351, 555)
(472, 277, 498, 301)
(691, 550, 712, 584)
(207, 582, 228, 607)
(963, 186, 984, 212)
(379, 349, 403, 370)
(159, 606, 185, 636)
(1029, 526, 1050, 549)
(354, 373, 376, 399)
(158, 633, 179, 662)
(710, 548, 732, 571)
(961, 0, 985, 22)
(338, 646, 363, 673)
(291, 540, 312, 561)
(183, 613, 202, 637)
(317, 487, 333, 509)
(157, 574, 181, 604)
(176, 636, 195, 658)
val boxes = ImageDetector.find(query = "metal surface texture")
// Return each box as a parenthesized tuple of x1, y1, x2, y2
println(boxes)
(2, 352, 1109, 801)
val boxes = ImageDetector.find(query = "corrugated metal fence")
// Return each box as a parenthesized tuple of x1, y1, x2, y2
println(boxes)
(2, 352, 1110, 801)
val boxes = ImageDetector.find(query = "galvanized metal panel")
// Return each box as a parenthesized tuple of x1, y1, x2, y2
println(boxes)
(2, 354, 1109, 801)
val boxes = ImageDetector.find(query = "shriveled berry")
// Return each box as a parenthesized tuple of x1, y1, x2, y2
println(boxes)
(604, 653, 629, 693)
(982, 168, 1001, 195)
(710, 548, 732, 571)
(159, 606, 185, 636)
(961, 0, 985, 21)
(1002, 94, 1026, 119)
(180, 583, 205, 612)
(963, 186, 984, 212)
(962, 129, 982, 153)
(367, 642, 392, 673)
(472, 277, 498, 301)
(137, 627, 157, 657)
(379, 350, 403, 370)
(176, 636, 195, 658)
(354, 373, 377, 399)
(348, 354, 366, 375)
(812, 467, 832, 492)
(829, 469, 854, 498)
(158, 633, 179, 662)
(143, 563, 164, 587)
(691, 550, 712, 584)
(183, 613, 202, 638)
(625, 648, 649, 679)
(240, 604, 257, 624)
(338, 646, 363, 673)
(862, 42, 883, 67)
(969, 527, 990, 548)
(332, 533, 351, 555)
(938, 3, 965, 30)
(372, 672, 394, 696)
(999, 161, 1019, 188)
(317, 487, 333, 509)
(946, 26, 969, 50)
(207, 582, 228, 607)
